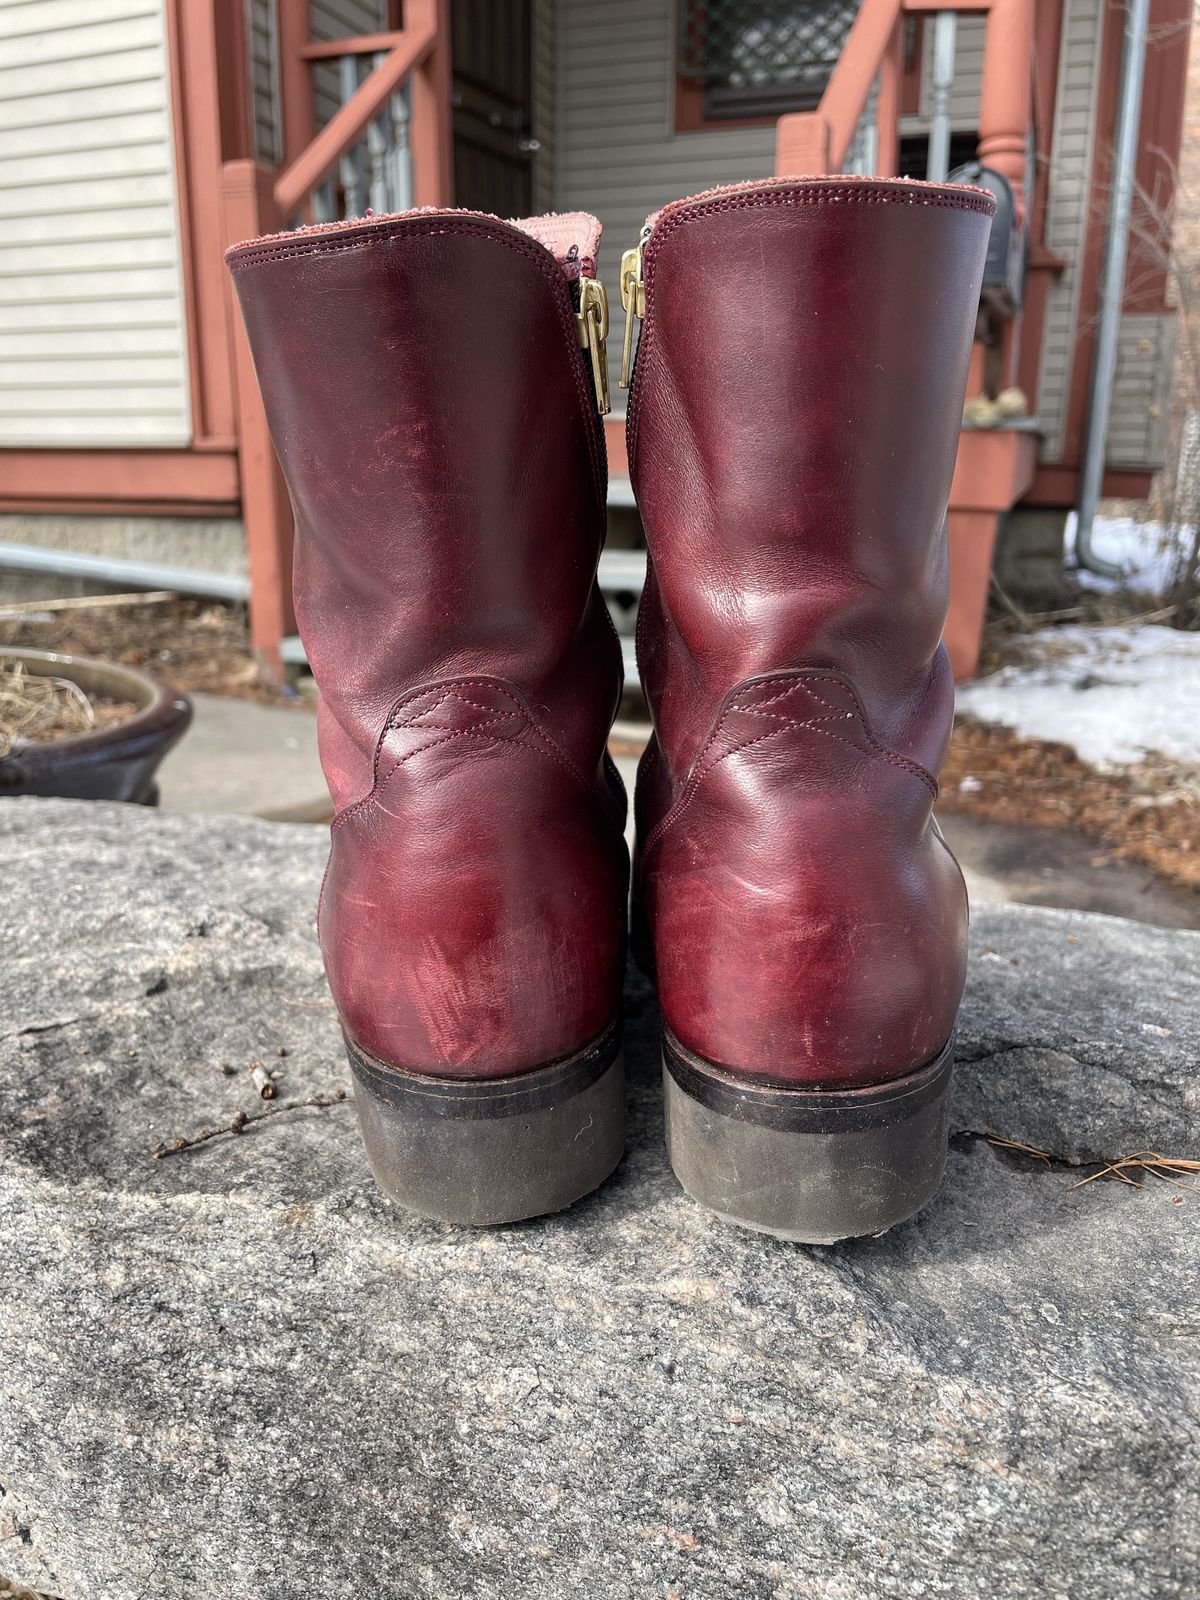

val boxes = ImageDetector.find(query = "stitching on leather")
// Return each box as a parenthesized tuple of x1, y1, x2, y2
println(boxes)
(627, 182, 989, 474)
(332, 675, 590, 832)
(394, 689, 455, 726)
(362, 724, 580, 819)
(721, 670, 939, 796)
(229, 216, 605, 514)
(642, 670, 939, 859)
(442, 687, 506, 716)
(694, 712, 853, 786)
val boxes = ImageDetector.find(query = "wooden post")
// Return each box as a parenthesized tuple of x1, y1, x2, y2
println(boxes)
(976, 0, 1035, 391)
(409, 0, 453, 205)
(276, 0, 315, 166)
(977, 0, 1034, 218)
(875, 21, 904, 177)
(220, 159, 294, 680)
(775, 112, 832, 175)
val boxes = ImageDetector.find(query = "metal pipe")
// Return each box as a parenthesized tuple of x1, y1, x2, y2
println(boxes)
(926, 11, 957, 182)
(0, 542, 250, 602)
(1076, 0, 1150, 579)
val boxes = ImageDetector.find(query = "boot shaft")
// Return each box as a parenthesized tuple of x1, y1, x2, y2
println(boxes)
(628, 177, 994, 778)
(228, 210, 618, 809)
(227, 212, 628, 1088)
(630, 178, 993, 1093)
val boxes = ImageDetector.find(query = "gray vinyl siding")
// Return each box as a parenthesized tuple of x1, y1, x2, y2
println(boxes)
(1037, 0, 1105, 463)
(248, 0, 281, 165)
(310, 0, 389, 131)
(555, 0, 776, 402)
(0, 0, 192, 447)
(531, 0, 556, 215)
(248, 0, 386, 164)
(1106, 312, 1174, 469)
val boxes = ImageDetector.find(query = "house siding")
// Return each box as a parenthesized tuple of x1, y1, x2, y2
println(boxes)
(554, 0, 776, 401)
(554, 1, 994, 403)
(247, 0, 389, 164)
(1106, 311, 1174, 469)
(1037, 0, 1105, 464)
(901, 14, 986, 138)
(248, 0, 281, 165)
(0, 0, 192, 448)
(310, 0, 389, 131)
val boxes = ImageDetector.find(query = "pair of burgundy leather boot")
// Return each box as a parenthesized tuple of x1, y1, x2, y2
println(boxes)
(228, 177, 993, 1241)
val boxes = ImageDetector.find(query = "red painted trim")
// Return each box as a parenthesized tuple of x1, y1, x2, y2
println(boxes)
(901, 16, 924, 117)
(674, 76, 776, 134)
(164, 0, 245, 446)
(1028, 465, 1154, 506)
(1016, 1, 1065, 414)
(0, 499, 241, 519)
(0, 450, 239, 505)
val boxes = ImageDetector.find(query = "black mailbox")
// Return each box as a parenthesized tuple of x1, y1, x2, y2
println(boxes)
(949, 160, 1026, 311)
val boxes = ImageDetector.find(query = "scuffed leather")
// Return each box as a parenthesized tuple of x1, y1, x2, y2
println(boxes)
(630, 179, 993, 1087)
(228, 213, 626, 1077)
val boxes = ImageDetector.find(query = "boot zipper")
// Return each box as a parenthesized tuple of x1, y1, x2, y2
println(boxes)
(618, 225, 650, 390)
(576, 277, 610, 415)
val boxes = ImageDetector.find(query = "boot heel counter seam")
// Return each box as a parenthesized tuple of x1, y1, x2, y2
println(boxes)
(332, 674, 590, 833)
(642, 669, 937, 859)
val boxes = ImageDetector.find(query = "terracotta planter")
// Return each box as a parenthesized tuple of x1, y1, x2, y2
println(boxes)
(0, 648, 192, 804)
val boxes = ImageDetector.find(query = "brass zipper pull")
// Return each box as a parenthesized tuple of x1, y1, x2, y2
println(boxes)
(576, 277, 610, 416)
(619, 226, 650, 389)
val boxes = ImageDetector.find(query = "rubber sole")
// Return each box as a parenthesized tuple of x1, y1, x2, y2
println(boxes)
(345, 1022, 625, 1225)
(663, 1031, 955, 1243)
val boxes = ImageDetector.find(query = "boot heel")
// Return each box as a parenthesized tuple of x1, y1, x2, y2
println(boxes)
(346, 1024, 624, 1225)
(662, 1032, 954, 1244)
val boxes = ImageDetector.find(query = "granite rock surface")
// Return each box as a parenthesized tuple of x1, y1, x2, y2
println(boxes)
(1, 799, 1197, 1600)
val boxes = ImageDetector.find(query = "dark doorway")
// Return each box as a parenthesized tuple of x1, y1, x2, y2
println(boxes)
(449, 0, 534, 217)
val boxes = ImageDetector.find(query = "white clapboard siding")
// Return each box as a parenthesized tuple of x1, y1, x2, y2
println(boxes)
(0, 0, 191, 448)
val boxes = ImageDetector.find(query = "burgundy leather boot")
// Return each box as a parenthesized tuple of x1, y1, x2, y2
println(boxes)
(623, 177, 994, 1241)
(227, 210, 627, 1224)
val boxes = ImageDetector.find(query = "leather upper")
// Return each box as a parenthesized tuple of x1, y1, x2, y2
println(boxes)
(229, 212, 626, 1076)
(630, 178, 994, 1088)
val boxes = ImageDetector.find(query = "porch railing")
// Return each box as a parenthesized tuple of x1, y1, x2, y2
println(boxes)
(221, 0, 452, 669)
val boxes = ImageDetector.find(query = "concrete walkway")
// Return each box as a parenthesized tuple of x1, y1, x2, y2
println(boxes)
(157, 693, 1197, 929)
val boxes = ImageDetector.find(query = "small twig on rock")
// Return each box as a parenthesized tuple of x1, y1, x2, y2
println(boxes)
(983, 1134, 1053, 1164)
(151, 1091, 348, 1159)
(248, 1063, 277, 1099)
(1070, 1151, 1200, 1193)
(982, 1134, 1200, 1193)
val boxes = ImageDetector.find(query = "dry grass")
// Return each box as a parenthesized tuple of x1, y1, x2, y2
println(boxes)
(984, 1135, 1200, 1193)
(940, 718, 1200, 892)
(0, 595, 293, 704)
(0, 660, 136, 757)
(0, 1578, 63, 1600)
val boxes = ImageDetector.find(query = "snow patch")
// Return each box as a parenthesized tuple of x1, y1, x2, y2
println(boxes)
(956, 624, 1200, 769)
(1066, 511, 1189, 596)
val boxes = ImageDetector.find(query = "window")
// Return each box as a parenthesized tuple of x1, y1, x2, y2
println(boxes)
(677, 0, 860, 124)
